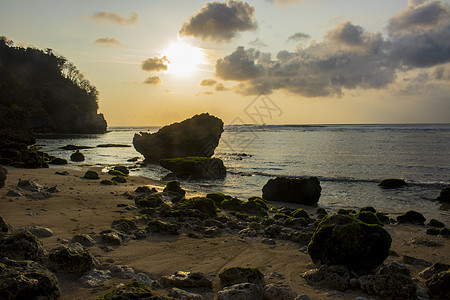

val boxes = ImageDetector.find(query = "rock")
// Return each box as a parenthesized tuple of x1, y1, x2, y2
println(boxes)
(217, 283, 263, 300)
(397, 210, 426, 225)
(96, 281, 156, 299)
(110, 265, 135, 279)
(403, 255, 432, 267)
(6, 189, 22, 197)
(146, 220, 180, 235)
(49, 157, 68, 165)
(97, 144, 131, 148)
(70, 150, 85, 162)
(410, 237, 443, 247)
(71, 234, 96, 247)
(177, 197, 218, 218)
(264, 282, 298, 300)
(100, 229, 127, 245)
(163, 180, 186, 203)
(17, 226, 53, 238)
(0, 166, 6, 189)
(169, 287, 203, 300)
(60, 145, 94, 150)
(262, 177, 321, 205)
(135, 194, 164, 208)
(307, 214, 392, 272)
(0, 257, 60, 299)
(79, 269, 111, 288)
(28, 191, 52, 200)
(419, 263, 450, 280)
(359, 262, 417, 300)
(55, 171, 69, 175)
(133, 113, 223, 161)
(0, 216, 12, 233)
(111, 175, 127, 183)
(302, 265, 350, 292)
(134, 272, 153, 288)
(160, 156, 226, 179)
(219, 267, 265, 288)
(426, 270, 450, 299)
(160, 271, 212, 289)
(113, 165, 129, 175)
(0, 231, 45, 261)
(108, 169, 126, 176)
(436, 187, 450, 202)
(378, 178, 407, 188)
(429, 219, 446, 228)
(135, 186, 155, 194)
(100, 179, 116, 185)
(83, 170, 99, 179)
(48, 244, 95, 273)
(17, 178, 42, 192)
(426, 227, 450, 237)
(111, 218, 138, 234)
(355, 211, 383, 226)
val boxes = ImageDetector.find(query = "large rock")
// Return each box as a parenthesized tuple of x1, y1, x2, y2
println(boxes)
(160, 156, 226, 179)
(133, 113, 223, 161)
(47, 244, 95, 273)
(0, 232, 45, 262)
(437, 187, 450, 203)
(262, 176, 321, 205)
(0, 166, 6, 189)
(307, 214, 392, 272)
(302, 265, 351, 292)
(426, 270, 450, 299)
(0, 257, 61, 299)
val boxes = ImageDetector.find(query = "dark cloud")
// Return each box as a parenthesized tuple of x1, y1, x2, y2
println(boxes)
(287, 32, 310, 42)
(143, 76, 162, 85)
(94, 37, 121, 47)
(215, 83, 230, 91)
(249, 38, 268, 48)
(91, 12, 138, 25)
(179, 0, 257, 42)
(141, 56, 169, 72)
(214, 1, 450, 97)
(199, 79, 217, 86)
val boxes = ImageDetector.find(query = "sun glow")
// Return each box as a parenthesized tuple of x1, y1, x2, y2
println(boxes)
(164, 40, 205, 77)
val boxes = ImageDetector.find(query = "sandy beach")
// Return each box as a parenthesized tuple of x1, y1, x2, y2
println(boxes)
(1, 165, 449, 299)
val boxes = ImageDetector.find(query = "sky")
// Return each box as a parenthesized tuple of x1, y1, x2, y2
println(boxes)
(1, 0, 449, 126)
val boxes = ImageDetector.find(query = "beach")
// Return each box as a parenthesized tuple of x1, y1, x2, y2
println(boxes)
(1, 165, 449, 299)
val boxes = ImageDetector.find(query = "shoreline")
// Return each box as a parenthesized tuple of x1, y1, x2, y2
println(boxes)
(1, 165, 449, 299)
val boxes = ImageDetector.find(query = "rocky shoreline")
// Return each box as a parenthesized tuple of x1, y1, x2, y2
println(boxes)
(0, 166, 449, 299)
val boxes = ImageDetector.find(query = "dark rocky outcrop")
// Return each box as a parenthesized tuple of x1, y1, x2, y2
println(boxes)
(396, 210, 426, 225)
(47, 245, 95, 273)
(437, 187, 450, 203)
(0, 232, 46, 262)
(0, 258, 61, 299)
(70, 150, 85, 162)
(0, 166, 6, 189)
(426, 270, 450, 299)
(262, 176, 321, 205)
(133, 113, 223, 161)
(163, 180, 185, 203)
(177, 197, 218, 219)
(307, 214, 392, 272)
(378, 178, 407, 189)
(160, 156, 226, 179)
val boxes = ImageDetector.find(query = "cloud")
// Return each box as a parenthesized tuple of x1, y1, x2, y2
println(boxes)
(141, 56, 169, 72)
(249, 38, 268, 48)
(266, 0, 302, 7)
(287, 32, 311, 42)
(214, 1, 450, 98)
(91, 12, 138, 25)
(94, 37, 121, 47)
(143, 76, 162, 85)
(199, 79, 217, 86)
(179, 0, 257, 42)
(215, 83, 230, 91)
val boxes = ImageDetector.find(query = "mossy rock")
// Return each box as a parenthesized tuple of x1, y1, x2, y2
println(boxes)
(241, 199, 268, 216)
(0, 258, 61, 299)
(135, 186, 155, 194)
(307, 214, 392, 272)
(163, 180, 185, 203)
(359, 206, 377, 213)
(234, 212, 249, 221)
(111, 218, 137, 234)
(177, 197, 217, 218)
(283, 217, 309, 228)
(436, 187, 450, 202)
(292, 208, 310, 219)
(160, 156, 226, 179)
(146, 220, 179, 235)
(273, 212, 290, 220)
(262, 176, 321, 205)
(206, 192, 233, 207)
(100, 229, 124, 245)
(70, 234, 96, 247)
(426, 227, 450, 237)
(429, 219, 445, 228)
(49, 157, 68, 165)
(108, 169, 126, 176)
(100, 179, 116, 185)
(0, 231, 45, 261)
(337, 208, 356, 215)
(96, 281, 155, 300)
(316, 207, 328, 217)
(375, 212, 390, 224)
(84, 170, 99, 179)
(397, 210, 426, 225)
(426, 270, 450, 299)
(113, 165, 129, 175)
(111, 175, 127, 183)
(48, 245, 95, 273)
(219, 267, 265, 288)
(70, 150, 85, 162)
(378, 178, 407, 189)
(135, 194, 164, 208)
(248, 196, 269, 210)
(356, 211, 383, 226)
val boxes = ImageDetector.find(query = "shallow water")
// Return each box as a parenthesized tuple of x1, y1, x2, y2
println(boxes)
(37, 124, 450, 223)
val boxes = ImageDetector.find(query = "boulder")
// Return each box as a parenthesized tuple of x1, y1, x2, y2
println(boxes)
(396, 210, 426, 225)
(83, 170, 99, 179)
(17, 178, 42, 192)
(264, 283, 298, 300)
(70, 234, 96, 247)
(0, 257, 60, 299)
(426, 270, 450, 299)
(0, 166, 6, 189)
(219, 267, 265, 288)
(111, 175, 127, 183)
(160, 156, 226, 179)
(49, 157, 68, 165)
(0, 231, 45, 262)
(217, 283, 263, 300)
(159, 271, 212, 289)
(70, 150, 85, 162)
(262, 177, 321, 205)
(378, 178, 407, 188)
(135, 194, 164, 208)
(47, 244, 95, 273)
(113, 165, 129, 175)
(302, 265, 351, 292)
(146, 220, 180, 235)
(17, 226, 53, 238)
(133, 113, 223, 161)
(163, 180, 185, 203)
(111, 218, 138, 234)
(96, 281, 157, 300)
(307, 214, 392, 272)
(419, 263, 450, 280)
(168, 288, 203, 300)
(436, 187, 450, 202)
(177, 197, 218, 218)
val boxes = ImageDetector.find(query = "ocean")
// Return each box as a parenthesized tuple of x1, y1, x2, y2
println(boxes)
(36, 124, 450, 223)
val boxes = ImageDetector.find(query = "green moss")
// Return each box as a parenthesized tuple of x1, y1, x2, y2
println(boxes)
(356, 211, 383, 226)
(283, 217, 309, 228)
(135, 194, 164, 208)
(426, 270, 450, 299)
(146, 220, 179, 235)
(206, 193, 233, 207)
(84, 170, 99, 179)
(234, 212, 249, 221)
(100, 179, 115, 185)
(111, 218, 137, 234)
(273, 212, 290, 220)
(108, 169, 126, 176)
(177, 197, 217, 218)
(292, 208, 310, 219)
(96, 281, 153, 300)
(111, 175, 127, 183)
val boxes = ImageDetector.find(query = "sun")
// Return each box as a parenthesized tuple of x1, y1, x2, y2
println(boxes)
(164, 40, 204, 77)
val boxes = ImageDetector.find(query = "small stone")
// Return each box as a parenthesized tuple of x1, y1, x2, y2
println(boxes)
(17, 225, 53, 237)
(264, 283, 298, 300)
(6, 190, 22, 197)
(403, 255, 432, 267)
(79, 269, 111, 288)
(110, 265, 135, 279)
(217, 283, 263, 300)
(169, 288, 203, 300)
(134, 272, 153, 288)
(71, 234, 96, 247)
